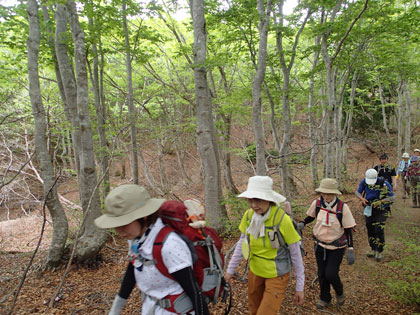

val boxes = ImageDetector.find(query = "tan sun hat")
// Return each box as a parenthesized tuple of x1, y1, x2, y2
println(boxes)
(94, 184, 165, 229)
(237, 176, 286, 205)
(315, 178, 342, 195)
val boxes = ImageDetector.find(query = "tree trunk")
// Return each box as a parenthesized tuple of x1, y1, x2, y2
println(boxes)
(191, 0, 226, 231)
(403, 81, 412, 153)
(66, 0, 107, 261)
(122, 0, 139, 184)
(397, 78, 405, 157)
(88, 16, 110, 201)
(342, 71, 357, 170)
(218, 66, 239, 194)
(252, 0, 272, 175)
(27, 0, 68, 268)
(378, 82, 391, 138)
(275, 1, 310, 198)
(308, 35, 321, 188)
(54, 3, 81, 175)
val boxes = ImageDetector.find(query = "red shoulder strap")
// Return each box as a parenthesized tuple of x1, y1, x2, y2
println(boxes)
(152, 226, 174, 280)
(315, 198, 322, 216)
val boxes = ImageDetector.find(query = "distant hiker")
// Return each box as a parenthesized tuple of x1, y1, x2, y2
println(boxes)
(298, 178, 356, 309)
(94, 184, 209, 315)
(374, 153, 397, 192)
(225, 176, 305, 314)
(407, 156, 420, 208)
(414, 148, 420, 157)
(355, 169, 394, 262)
(397, 152, 411, 199)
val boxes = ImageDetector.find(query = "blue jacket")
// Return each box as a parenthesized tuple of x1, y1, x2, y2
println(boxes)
(357, 177, 394, 209)
(397, 160, 410, 175)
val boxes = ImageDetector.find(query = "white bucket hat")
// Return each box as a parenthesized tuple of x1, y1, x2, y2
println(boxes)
(365, 169, 378, 185)
(237, 176, 286, 205)
(402, 152, 410, 158)
(95, 184, 165, 229)
(315, 178, 342, 195)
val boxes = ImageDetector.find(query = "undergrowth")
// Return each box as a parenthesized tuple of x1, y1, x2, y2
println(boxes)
(383, 221, 420, 306)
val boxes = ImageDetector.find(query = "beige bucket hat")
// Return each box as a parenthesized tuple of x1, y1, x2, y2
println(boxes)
(237, 176, 286, 205)
(94, 184, 165, 229)
(315, 178, 342, 195)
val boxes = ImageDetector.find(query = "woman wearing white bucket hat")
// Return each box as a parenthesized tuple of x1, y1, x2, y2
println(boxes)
(95, 184, 209, 315)
(298, 178, 356, 309)
(224, 176, 305, 314)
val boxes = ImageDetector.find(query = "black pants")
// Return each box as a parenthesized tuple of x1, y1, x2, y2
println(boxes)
(365, 209, 388, 253)
(315, 245, 345, 303)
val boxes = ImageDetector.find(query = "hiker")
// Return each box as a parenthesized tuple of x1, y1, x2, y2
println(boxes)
(374, 153, 397, 192)
(94, 184, 209, 315)
(407, 156, 420, 208)
(224, 176, 305, 314)
(298, 178, 356, 309)
(355, 169, 394, 262)
(414, 149, 420, 157)
(397, 152, 411, 199)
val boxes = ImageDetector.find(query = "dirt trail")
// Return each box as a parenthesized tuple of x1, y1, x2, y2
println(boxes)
(1, 190, 419, 314)
(287, 189, 420, 314)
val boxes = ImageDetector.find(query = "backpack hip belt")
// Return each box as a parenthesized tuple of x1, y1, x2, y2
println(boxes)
(144, 292, 193, 315)
(312, 234, 347, 248)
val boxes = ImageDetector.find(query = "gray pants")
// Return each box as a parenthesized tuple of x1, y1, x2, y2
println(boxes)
(410, 176, 420, 206)
(401, 174, 410, 197)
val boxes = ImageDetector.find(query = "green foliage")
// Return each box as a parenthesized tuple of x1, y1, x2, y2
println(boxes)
(290, 153, 310, 165)
(382, 223, 420, 305)
(220, 192, 248, 238)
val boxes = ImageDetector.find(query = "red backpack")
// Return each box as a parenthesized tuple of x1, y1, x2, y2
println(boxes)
(155, 200, 227, 305)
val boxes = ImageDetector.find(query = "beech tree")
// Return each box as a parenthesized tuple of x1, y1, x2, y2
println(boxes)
(191, 0, 227, 231)
(26, 0, 68, 268)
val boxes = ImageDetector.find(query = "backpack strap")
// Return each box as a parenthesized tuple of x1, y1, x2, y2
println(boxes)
(315, 198, 322, 217)
(336, 199, 344, 228)
(152, 225, 174, 280)
(316, 198, 344, 227)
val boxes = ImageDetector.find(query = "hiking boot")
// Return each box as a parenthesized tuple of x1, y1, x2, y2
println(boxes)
(336, 294, 345, 306)
(375, 252, 383, 262)
(366, 249, 376, 258)
(316, 299, 331, 309)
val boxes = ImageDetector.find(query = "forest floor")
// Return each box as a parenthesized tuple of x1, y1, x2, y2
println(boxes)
(1, 186, 420, 314)
(1, 141, 420, 314)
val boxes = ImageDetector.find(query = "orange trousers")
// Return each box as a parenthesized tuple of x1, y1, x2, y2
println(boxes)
(248, 270, 290, 315)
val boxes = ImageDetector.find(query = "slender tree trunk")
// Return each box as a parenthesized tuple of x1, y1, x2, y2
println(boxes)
(191, 0, 226, 231)
(122, 0, 139, 184)
(218, 66, 239, 194)
(67, 0, 107, 261)
(27, 0, 68, 267)
(55, 3, 81, 175)
(397, 78, 405, 157)
(335, 69, 350, 185)
(252, 0, 272, 175)
(154, 134, 168, 192)
(308, 36, 321, 188)
(275, 1, 310, 198)
(88, 17, 110, 200)
(378, 82, 391, 138)
(342, 71, 357, 170)
(403, 81, 412, 153)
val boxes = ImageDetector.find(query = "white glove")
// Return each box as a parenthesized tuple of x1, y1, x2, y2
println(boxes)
(109, 295, 127, 315)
